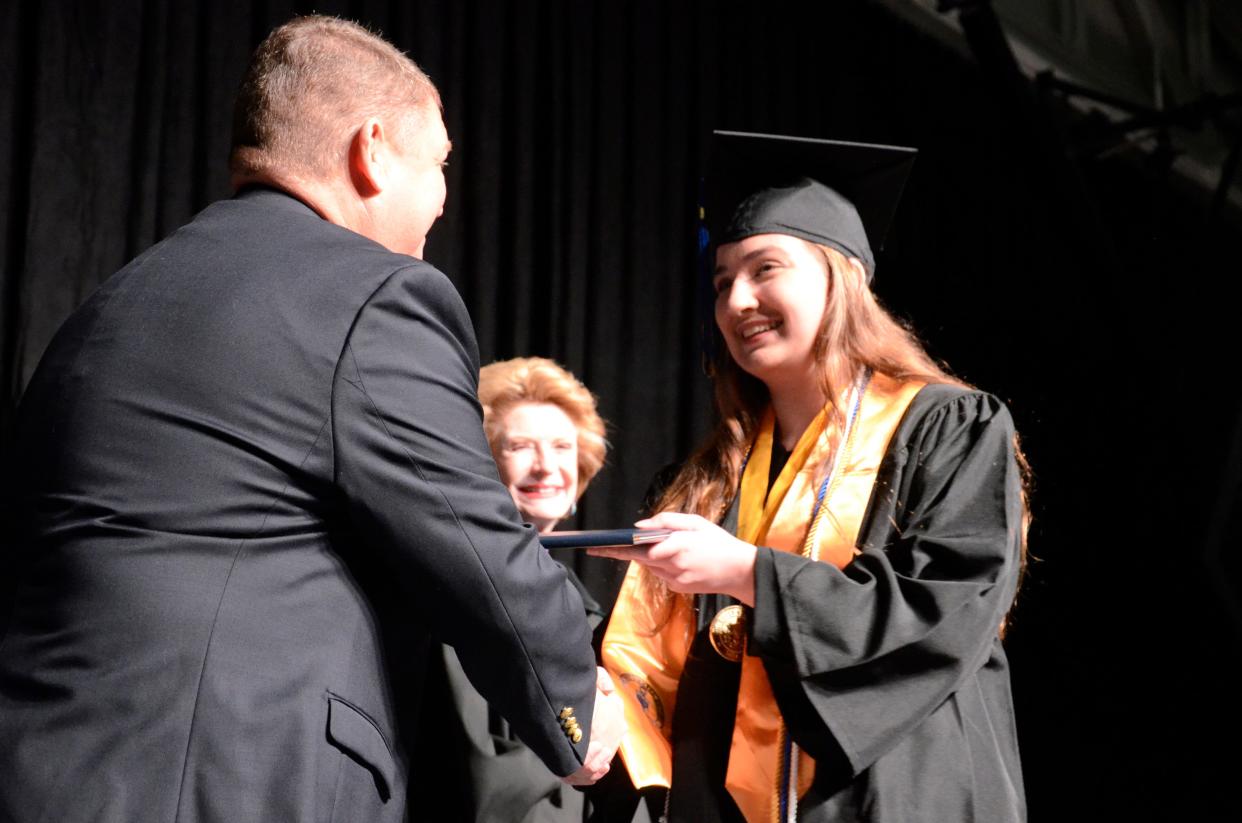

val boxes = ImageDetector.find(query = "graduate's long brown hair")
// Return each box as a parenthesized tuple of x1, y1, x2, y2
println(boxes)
(637, 242, 1030, 628)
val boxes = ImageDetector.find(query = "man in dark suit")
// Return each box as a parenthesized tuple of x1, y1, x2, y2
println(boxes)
(0, 15, 621, 823)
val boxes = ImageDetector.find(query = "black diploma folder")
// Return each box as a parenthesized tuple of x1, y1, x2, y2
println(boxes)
(538, 528, 671, 550)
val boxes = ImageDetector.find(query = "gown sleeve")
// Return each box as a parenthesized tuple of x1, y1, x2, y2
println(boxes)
(747, 388, 1024, 774)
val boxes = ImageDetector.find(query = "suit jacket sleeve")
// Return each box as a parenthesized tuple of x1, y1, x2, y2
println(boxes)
(748, 390, 1024, 774)
(330, 262, 596, 777)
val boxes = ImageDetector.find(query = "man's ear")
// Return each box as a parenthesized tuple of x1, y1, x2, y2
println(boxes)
(348, 117, 388, 197)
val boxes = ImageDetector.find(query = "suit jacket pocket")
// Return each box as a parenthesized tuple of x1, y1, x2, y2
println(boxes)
(325, 692, 397, 802)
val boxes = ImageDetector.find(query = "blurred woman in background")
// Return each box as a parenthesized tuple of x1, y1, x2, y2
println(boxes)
(430, 356, 617, 823)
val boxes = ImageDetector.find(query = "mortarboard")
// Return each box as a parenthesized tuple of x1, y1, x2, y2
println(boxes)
(703, 130, 918, 280)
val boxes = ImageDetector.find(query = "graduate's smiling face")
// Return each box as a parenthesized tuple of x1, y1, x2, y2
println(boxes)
(713, 233, 830, 390)
(494, 402, 580, 534)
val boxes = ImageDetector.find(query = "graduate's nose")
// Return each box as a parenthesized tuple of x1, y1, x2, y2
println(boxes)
(725, 276, 759, 314)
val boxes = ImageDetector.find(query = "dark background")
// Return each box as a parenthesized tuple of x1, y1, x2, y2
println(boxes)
(3, 1, 1241, 820)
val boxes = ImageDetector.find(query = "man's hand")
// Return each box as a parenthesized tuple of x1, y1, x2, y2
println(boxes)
(561, 667, 626, 786)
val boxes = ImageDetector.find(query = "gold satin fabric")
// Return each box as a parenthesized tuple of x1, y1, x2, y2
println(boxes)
(602, 374, 924, 822)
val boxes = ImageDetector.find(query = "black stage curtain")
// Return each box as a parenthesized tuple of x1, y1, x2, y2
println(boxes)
(3, 1, 1241, 819)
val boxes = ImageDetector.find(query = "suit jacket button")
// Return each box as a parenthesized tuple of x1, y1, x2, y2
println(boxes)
(571, 728, 583, 744)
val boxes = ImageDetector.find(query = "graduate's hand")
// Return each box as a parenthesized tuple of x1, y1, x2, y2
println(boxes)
(561, 667, 626, 786)
(589, 511, 757, 606)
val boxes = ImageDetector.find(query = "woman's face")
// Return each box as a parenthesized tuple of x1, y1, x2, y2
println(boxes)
(713, 233, 830, 390)
(494, 402, 580, 534)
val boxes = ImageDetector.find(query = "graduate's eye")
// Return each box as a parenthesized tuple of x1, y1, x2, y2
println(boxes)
(554, 440, 575, 452)
(506, 440, 534, 452)
(712, 276, 733, 296)
(755, 261, 783, 276)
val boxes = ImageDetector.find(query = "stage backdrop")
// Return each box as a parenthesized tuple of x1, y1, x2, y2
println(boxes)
(3, 1, 1240, 820)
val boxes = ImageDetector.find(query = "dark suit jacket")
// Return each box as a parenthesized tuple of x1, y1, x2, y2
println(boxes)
(0, 188, 597, 823)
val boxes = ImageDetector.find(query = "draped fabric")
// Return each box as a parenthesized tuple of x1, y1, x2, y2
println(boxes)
(0, 0, 1048, 610)
(3, 2, 1242, 820)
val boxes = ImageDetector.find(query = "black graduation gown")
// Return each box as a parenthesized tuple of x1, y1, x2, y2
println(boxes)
(663, 384, 1026, 823)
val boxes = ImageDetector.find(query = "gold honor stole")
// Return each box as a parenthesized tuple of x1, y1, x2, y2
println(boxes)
(602, 374, 924, 823)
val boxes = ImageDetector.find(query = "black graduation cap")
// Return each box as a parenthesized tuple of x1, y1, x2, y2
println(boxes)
(704, 130, 918, 279)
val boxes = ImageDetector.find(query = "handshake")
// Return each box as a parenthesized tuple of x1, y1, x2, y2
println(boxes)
(562, 667, 627, 786)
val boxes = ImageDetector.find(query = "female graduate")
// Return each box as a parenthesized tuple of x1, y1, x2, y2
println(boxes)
(596, 132, 1027, 823)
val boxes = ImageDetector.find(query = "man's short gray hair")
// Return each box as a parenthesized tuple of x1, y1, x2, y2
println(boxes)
(230, 15, 440, 180)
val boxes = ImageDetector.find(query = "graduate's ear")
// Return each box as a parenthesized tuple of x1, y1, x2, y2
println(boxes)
(837, 256, 871, 293)
(844, 256, 869, 284)
(348, 117, 390, 197)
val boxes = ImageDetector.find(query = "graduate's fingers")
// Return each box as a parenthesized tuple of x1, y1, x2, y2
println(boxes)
(634, 527, 729, 564)
(586, 546, 652, 561)
(635, 511, 713, 531)
(633, 534, 694, 563)
(624, 526, 756, 600)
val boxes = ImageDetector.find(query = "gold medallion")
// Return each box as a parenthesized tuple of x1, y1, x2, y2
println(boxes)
(708, 604, 747, 662)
